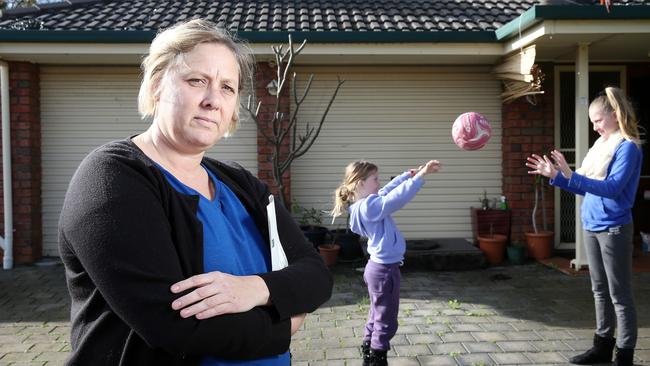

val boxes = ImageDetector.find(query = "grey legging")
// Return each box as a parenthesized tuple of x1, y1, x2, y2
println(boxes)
(583, 222, 637, 349)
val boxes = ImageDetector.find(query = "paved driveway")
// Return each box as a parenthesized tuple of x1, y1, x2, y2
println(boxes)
(1, 261, 649, 365)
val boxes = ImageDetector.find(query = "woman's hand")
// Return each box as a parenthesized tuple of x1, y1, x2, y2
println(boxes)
(290, 313, 307, 335)
(549, 149, 572, 179)
(525, 154, 557, 179)
(171, 272, 270, 320)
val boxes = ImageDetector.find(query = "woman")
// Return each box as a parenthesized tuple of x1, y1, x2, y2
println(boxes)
(526, 86, 642, 366)
(58, 19, 332, 365)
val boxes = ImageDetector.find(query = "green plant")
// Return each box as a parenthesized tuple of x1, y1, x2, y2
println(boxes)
(543, 262, 560, 270)
(448, 299, 461, 310)
(293, 204, 323, 227)
(478, 189, 490, 210)
(465, 311, 493, 317)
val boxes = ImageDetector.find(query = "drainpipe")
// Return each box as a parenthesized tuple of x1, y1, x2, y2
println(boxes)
(0, 60, 13, 270)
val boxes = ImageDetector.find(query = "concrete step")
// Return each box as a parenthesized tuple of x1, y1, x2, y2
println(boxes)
(404, 238, 486, 271)
(349, 238, 487, 271)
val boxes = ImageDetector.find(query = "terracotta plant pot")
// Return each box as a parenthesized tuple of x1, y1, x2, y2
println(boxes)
(477, 234, 507, 265)
(300, 225, 328, 248)
(318, 244, 340, 266)
(329, 229, 362, 260)
(525, 231, 554, 259)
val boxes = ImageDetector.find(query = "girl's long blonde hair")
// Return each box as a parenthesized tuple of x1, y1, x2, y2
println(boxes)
(331, 160, 378, 219)
(590, 86, 641, 145)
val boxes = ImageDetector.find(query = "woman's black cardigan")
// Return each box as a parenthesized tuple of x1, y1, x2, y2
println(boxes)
(58, 139, 333, 365)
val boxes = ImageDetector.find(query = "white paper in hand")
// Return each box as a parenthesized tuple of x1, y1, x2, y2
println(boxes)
(267, 195, 288, 271)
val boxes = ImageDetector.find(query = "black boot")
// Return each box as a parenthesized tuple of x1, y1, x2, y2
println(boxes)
(569, 334, 615, 364)
(612, 347, 634, 366)
(361, 341, 371, 366)
(369, 349, 387, 366)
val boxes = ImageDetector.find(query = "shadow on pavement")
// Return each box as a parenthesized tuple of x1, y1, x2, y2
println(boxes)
(325, 259, 650, 331)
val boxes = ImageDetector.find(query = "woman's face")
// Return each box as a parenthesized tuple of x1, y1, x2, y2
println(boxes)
(154, 42, 240, 153)
(588, 105, 619, 140)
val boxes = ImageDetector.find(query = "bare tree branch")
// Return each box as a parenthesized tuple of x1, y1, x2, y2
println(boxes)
(248, 37, 344, 207)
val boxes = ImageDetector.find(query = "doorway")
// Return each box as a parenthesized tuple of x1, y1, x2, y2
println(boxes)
(554, 66, 625, 248)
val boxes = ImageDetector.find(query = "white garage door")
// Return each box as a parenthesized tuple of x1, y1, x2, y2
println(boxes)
(291, 66, 502, 239)
(41, 66, 257, 256)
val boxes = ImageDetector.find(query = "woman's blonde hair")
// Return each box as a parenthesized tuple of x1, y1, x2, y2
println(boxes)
(331, 160, 378, 219)
(138, 18, 255, 136)
(590, 86, 641, 145)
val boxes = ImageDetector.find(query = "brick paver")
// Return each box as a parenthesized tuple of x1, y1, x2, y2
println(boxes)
(1, 260, 650, 365)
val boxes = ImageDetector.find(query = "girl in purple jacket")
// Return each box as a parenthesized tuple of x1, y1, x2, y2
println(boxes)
(332, 159, 440, 366)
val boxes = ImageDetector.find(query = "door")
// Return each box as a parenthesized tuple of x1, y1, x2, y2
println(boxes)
(554, 66, 625, 248)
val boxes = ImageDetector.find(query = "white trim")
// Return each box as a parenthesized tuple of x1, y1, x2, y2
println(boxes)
(0, 42, 502, 57)
(504, 19, 650, 53)
(546, 19, 650, 35)
(0, 61, 12, 270)
(572, 42, 590, 270)
(505, 23, 547, 53)
(0, 42, 504, 65)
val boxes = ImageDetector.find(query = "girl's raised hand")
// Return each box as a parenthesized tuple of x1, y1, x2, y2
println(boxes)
(550, 150, 572, 179)
(526, 154, 557, 179)
(415, 160, 441, 178)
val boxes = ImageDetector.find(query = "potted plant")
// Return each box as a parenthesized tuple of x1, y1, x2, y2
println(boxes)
(507, 240, 527, 265)
(477, 223, 508, 265)
(318, 226, 340, 266)
(328, 212, 363, 261)
(317, 242, 340, 266)
(293, 203, 328, 249)
(479, 189, 490, 210)
(525, 175, 554, 259)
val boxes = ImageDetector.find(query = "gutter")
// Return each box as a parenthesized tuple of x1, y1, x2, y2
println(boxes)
(0, 30, 497, 44)
(496, 4, 650, 41)
(0, 60, 12, 270)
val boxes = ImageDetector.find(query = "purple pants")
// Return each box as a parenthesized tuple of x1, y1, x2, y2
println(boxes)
(363, 259, 401, 351)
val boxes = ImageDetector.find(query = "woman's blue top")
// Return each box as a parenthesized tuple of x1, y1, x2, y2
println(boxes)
(550, 140, 642, 231)
(158, 164, 290, 366)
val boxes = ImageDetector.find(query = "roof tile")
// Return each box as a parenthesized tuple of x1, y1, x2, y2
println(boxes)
(0, 0, 648, 34)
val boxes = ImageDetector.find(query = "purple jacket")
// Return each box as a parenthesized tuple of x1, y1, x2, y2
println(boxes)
(348, 172, 425, 264)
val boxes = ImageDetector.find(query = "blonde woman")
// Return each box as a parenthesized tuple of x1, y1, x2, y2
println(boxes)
(59, 19, 332, 366)
(526, 86, 642, 366)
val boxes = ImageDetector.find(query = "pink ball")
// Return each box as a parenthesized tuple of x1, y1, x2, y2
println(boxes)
(451, 112, 492, 150)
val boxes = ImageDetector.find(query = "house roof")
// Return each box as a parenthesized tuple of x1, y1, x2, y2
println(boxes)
(0, 0, 648, 43)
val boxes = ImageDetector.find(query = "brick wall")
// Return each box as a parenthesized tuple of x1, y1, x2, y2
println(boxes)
(255, 62, 292, 206)
(0, 61, 42, 264)
(502, 63, 555, 243)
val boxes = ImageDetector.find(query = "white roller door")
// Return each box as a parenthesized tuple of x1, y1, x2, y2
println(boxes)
(41, 66, 257, 256)
(291, 66, 502, 239)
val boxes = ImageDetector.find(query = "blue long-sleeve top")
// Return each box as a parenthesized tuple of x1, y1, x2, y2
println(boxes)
(550, 140, 642, 231)
(348, 172, 425, 264)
